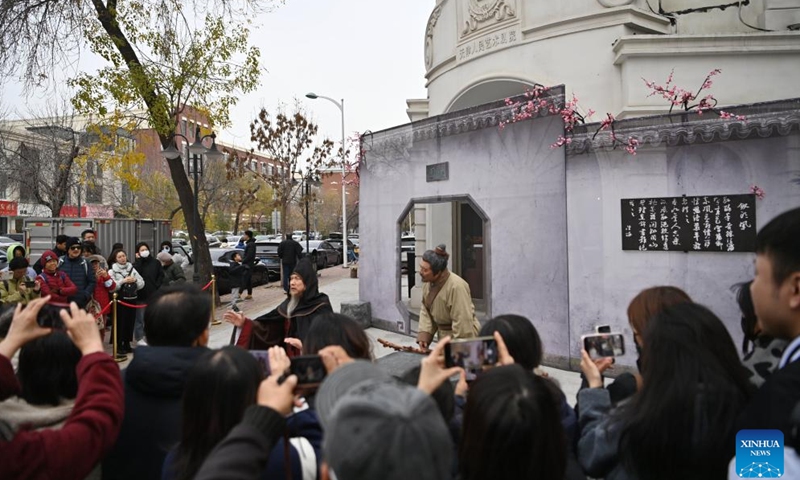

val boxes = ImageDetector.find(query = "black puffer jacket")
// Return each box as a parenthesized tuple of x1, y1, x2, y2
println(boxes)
(133, 256, 164, 302)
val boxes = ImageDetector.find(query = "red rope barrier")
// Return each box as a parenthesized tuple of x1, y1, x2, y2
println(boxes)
(118, 300, 147, 309)
(201, 280, 213, 291)
(94, 302, 112, 319)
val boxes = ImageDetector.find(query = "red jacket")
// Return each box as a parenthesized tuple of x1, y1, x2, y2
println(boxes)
(0, 352, 125, 480)
(93, 271, 117, 311)
(37, 269, 79, 304)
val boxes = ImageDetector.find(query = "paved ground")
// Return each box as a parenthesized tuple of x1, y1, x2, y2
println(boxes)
(107, 263, 583, 406)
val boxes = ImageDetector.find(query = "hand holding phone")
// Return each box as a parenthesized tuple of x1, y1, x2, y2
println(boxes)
(289, 355, 327, 389)
(231, 303, 241, 313)
(249, 350, 271, 378)
(581, 333, 626, 358)
(444, 336, 499, 381)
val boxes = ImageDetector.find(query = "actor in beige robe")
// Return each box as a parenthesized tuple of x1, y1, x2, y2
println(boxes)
(417, 269, 480, 347)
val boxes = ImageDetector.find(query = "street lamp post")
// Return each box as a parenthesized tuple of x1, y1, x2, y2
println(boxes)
(160, 125, 224, 283)
(305, 92, 349, 268)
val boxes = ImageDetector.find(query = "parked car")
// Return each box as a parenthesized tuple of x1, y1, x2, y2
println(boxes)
(211, 248, 270, 295)
(222, 235, 243, 248)
(254, 240, 282, 280)
(4, 233, 23, 243)
(326, 237, 355, 263)
(306, 240, 340, 270)
(206, 234, 221, 248)
(350, 238, 360, 256)
(172, 237, 188, 246)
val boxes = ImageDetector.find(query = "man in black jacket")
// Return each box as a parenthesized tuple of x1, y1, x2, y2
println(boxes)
(102, 284, 211, 480)
(133, 242, 164, 344)
(738, 207, 800, 438)
(277, 233, 303, 294)
(58, 237, 95, 309)
(241, 231, 257, 300)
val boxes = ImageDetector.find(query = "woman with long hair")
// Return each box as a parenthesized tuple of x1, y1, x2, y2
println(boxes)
(108, 249, 144, 354)
(459, 364, 567, 480)
(162, 346, 322, 480)
(577, 302, 754, 480)
(734, 280, 786, 387)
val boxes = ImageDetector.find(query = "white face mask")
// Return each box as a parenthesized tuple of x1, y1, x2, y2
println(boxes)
(140, 250, 150, 258)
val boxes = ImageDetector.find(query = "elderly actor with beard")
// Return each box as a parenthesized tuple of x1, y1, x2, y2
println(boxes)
(416, 244, 480, 350)
(225, 258, 333, 354)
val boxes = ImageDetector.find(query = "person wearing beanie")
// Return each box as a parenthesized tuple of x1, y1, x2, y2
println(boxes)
(0, 257, 41, 305)
(57, 237, 96, 310)
(37, 250, 78, 304)
(158, 251, 185, 286)
(2, 244, 37, 280)
(225, 257, 332, 353)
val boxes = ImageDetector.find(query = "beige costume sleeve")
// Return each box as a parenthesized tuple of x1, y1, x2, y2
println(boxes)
(418, 299, 438, 337)
(448, 281, 479, 339)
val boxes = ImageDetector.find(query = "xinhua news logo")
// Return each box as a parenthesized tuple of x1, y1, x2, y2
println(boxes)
(735, 430, 784, 478)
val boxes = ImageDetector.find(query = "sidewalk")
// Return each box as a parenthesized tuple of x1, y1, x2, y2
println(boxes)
(107, 265, 583, 406)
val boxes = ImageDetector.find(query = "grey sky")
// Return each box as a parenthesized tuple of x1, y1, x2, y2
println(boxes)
(0, 0, 432, 150)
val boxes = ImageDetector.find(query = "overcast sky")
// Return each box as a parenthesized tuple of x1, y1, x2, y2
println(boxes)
(0, 0, 432, 150)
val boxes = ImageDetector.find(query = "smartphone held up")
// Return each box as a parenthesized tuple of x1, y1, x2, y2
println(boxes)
(582, 333, 626, 358)
(445, 336, 498, 381)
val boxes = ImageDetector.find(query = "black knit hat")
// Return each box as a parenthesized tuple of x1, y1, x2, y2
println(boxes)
(8, 257, 28, 270)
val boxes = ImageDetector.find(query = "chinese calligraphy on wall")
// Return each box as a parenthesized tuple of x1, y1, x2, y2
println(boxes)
(621, 194, 757, 252)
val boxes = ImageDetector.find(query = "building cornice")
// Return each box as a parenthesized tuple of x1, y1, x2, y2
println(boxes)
(567, 98, 800, 155)
(613, 31, 800, 64)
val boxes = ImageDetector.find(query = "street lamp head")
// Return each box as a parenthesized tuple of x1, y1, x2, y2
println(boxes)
(161, 139, 183, 160)
(188, 126, 207, 156)
(305, 92, 319, 99)
(204, 133, 224, 162)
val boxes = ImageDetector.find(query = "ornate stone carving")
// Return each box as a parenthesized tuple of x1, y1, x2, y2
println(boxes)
(425, 4, 443, 70)
(462, 0, 516, 37)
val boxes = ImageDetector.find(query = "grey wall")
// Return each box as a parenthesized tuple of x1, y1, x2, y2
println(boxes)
(567, 135, 800, 366)
(360, 113, 573, 359)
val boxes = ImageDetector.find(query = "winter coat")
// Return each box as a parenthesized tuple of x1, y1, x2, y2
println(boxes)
(576, 388, 631, 480)
(38, 269, 79, 304)
(109, 263, 145, 299)
(0, 352, 124, 480)
(277, 239, 303, 265)
(102, 346, 209, 480)
(133, 256, 164, 302)
(242, 239, 257, 267)
(58, 255, 96, 308)
(742, 336, 787, 388)
(3, 244, 38, 279)
(92, 270, 117, 312)
(0, 275, 41, 305)
(162, 262, 186, 286)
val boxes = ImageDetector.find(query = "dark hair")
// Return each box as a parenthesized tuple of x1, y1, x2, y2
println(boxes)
(0, 304, 17, 338)
(626, 286, 692, 336)
(480, 314, 543, 370)
(144, 283, 211, 347)
(160, 241, 174, 254)
(734, 280, 758, 353)
(460, 364, 566, 480)
(244, 230, 254, 239)
(285, 234, 292, 240)
(135, 241, 150, 253)
(756, 207, 800, 285)
(81, 242, 98, 255)
(302, 313, 372, 360)
(80, 229, 95, 239)
(112, 242, 123, 252)
(55, 234, 69, 245)
(169, 346, 261, 480)
(422, 244, 449, 274)
(17, 331, 82, 405)
(8, 256, 28, 271)
(619, 302, 754, 480)
(398, 365, 455, 422)
(108, 248, 126, 267)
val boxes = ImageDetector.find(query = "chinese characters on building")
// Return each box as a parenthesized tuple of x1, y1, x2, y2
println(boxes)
(621, 194, 757, 252)
(457, 27, 520, 63)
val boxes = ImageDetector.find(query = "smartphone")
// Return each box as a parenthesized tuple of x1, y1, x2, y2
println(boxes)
(444, 336, 499, 381)
(231, 303, 241, 313)
(37, 302, 70, 329)
(24, 281, 36, 288)
(582, 333, 626, 358)
(596, 324, 611, 334)
(290, 355, 327, 388)
(249, 350, 271, 378)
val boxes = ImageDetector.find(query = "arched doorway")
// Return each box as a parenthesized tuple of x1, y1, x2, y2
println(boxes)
(446, 78, 537, 113)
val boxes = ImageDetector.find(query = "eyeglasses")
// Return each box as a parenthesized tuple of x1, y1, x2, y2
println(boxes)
(69, 246, 82, 250)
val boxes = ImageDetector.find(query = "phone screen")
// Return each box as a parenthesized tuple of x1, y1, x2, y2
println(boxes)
(582, 333, 626, 358)
(290, 355, 327, 388)
(231, 303, 241, 313)
(37, 303, 70, 329)
(249, 350, 271, 378)
(24, 281, 36, 288)
(444, 336, 498, 381)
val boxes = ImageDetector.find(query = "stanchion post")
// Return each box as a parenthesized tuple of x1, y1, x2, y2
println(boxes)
(211, 274, 221, 326)
(112, 293, 126, 363)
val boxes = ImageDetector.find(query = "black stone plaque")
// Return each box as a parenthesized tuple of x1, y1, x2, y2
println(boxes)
(426, 162, 449, 182)
(621, 194, 757, 252)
